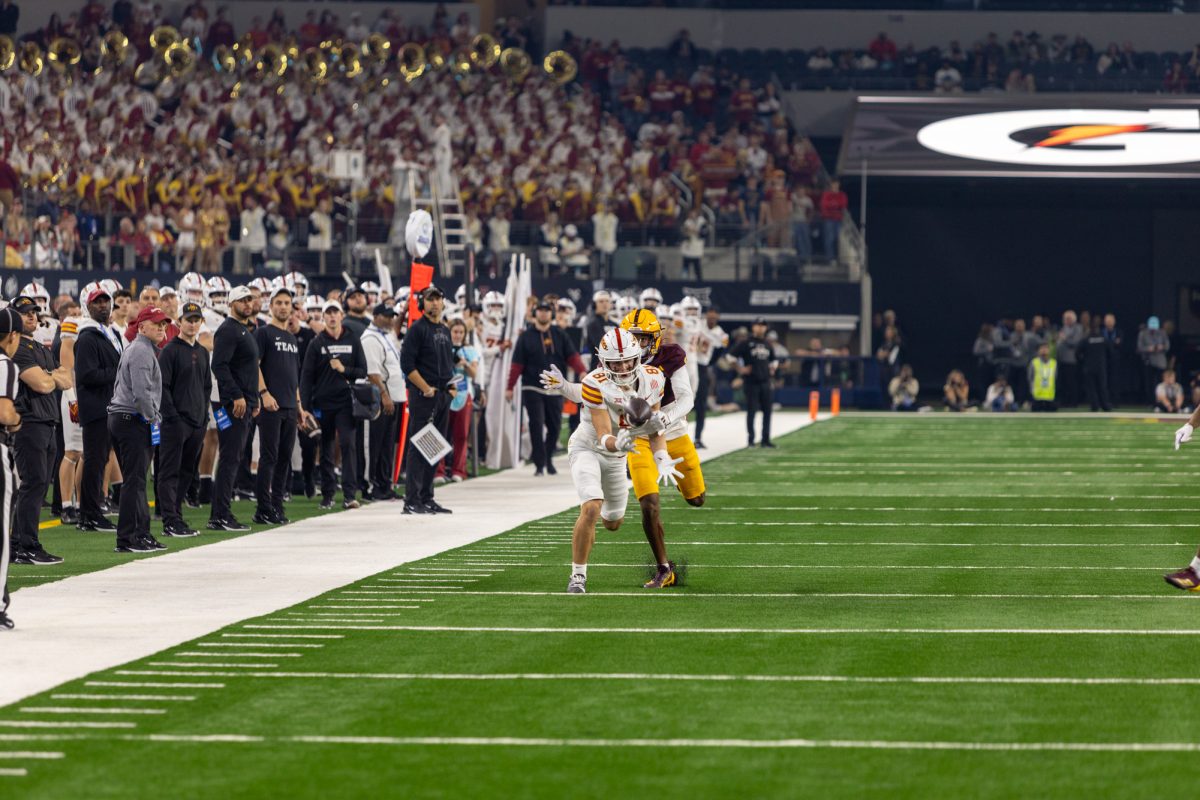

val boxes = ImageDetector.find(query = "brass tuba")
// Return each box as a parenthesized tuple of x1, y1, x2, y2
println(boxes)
(100, 30, 129, 69)
(300, 46, 328, 85)
(500, 47, 530, 85)
(211, 44, 236, 73)
(362, 33, 391, 68)
(469, 33, 500, 70)
(543, 50, 577, 85)
(257, 43, 287, 80)
(47, 37, 82, 74)
(232, 33, 254, 71)
(397, 42, 425, 82)
(163, 40, 195, 79)
(337, 41, 362, 79)
(0, 35, 14, 72)
(19, 41, 43, 77)
(149, 25, 179, 55)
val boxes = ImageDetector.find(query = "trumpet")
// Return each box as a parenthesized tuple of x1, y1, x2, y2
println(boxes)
(469, 33, 500, 70)
(543, 50, 577, 85)
(164, 41, 195, 79)
(19, 41, 43, 77)
(362, 33, 391, 67)
(397, 42, 425, 82)
(449, 48, 471, 78)
(257, 43, 287, 79)
(0, 35, 14, 72)
(47, 37, 82, 74)
(500, 47, 530, 84)
(100, 30, 129, 69)
(149, 25, 179, 54)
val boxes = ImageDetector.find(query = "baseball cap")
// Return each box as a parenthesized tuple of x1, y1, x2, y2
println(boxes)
(535, 300, 553, 311)
(86, 287, 111, 305)
(11, 297, 38, 314)
(134, 306, 168, 326)
(180, 301, 204, 320)
(0, 307, 19, 335)
(228, 286, 254, 304)
(1148, 316, 1161, 330)
(323, 300, 344, 313)
(752, 316, 768, 326)
(271, 285, 293, 299)
(345, 285, 366, 297)
(373, 302, 396, 317)
(422, 285, 444, 299)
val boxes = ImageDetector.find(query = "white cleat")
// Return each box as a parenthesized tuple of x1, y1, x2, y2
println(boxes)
(566, 573, 587, 594)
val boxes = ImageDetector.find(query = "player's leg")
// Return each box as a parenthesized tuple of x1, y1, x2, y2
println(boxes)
(567, 448, 605, 593)
(1165, 548, 1200, 591)
(760, 382, 775, 446)
(745, 382, 760, 445)
(668, 435, 707, 507)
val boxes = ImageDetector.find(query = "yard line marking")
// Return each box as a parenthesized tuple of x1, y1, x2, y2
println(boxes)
(679, 522, 1183, 528)
(147, 662, 279, 668)
(330, 594, 438, 600)
(243, 624, 1200, 636)
(384, 589, 1200, 601)
(696, 506, 1200, 514)
(286, 618, 412, 623)
(0, 752, 63, 759)
(175, 652, 301, 658)
(285, 612, 401, 618)
(195, 643, 324, 649)
(221, 633, 343, 640)
(0, 721, 136, 729)
(418, 563, 1170, 571)
(0, 769, 27, 777)
(50, 694, 195, 702)
(86, 681, 224, 689)
(377, 578, 480, 583)
(710, 494, 1195, 500)
(309, 604, 423, 610)
(19, 707, 166, 715)
(600, 541, 1189, 548)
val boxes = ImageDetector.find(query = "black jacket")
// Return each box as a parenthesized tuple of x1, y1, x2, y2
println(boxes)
(74, 325, 122, 425)
(160, 336, 212, 428)
(211, 317, 260, 408)
(300, 328, 367, 411)
(399, 315, 454, 390)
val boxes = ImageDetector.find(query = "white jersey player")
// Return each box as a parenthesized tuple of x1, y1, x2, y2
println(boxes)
(676, 295, 704, 391)
(565, 328, 683, 594)
(20, 281, 57, 347)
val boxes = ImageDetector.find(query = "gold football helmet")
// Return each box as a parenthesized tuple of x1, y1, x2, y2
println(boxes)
(621, 309, 662, 359)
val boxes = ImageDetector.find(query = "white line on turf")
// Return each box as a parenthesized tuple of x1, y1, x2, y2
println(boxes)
(285, 613, 399, 618)
(598, 541, 1189, 548)
(50, 694, 195, 702)
(86, 681, 224, 689)
(19, 707, 165, 715)
(0, 752, 63, 759)
(175, 652, 301, 658)
(382, 590, 1200, 601)
(330, 594, 437, 599)
(663, 522, 1188, 528)
(242, 624, 1200, 636)
(376, 578, 479, 583)
(195, 643, 324, 649)
(220, 633, 343, 640)
(147, 662, 279, 668)
(425, 563, 1171, 571)
(702, 507, 1200, 513)
(0, 769, 27, 777)
(0, 721, 136, 729)
(309, 604, 422, 609)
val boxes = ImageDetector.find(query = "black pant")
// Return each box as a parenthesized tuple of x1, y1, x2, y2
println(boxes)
(80, 417, 111, 522)
(300, 424, 319, 490)
(11, 421, 53, 551)
(682, 256, 703, 281)
(1058, 362, 1079, 408)
(318, 405, 357, 501)
(695, 366, 712, 442)
(369, 407, 399, 497)
(211, 408, 252, 522)
(157, 419, 204, 528)
(522, 390, 563, 469)
(745, 381, 773, 445)
(236, 416, 256, 494)
(356, 420, 369, 496)
(256, 408, 297, 515)
(107, 413, 151, 547)
(405, 389, 450, 506)
(1083, 367, 1112, 412)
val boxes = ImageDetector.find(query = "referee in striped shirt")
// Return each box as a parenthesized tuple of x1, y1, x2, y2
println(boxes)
(0, 308, 26, 630)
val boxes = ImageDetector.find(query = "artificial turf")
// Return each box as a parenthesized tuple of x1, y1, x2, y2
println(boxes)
(4, 415, 1200, 798)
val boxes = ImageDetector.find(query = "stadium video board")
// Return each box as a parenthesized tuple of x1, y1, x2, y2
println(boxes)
(838, 96, 1200, 179)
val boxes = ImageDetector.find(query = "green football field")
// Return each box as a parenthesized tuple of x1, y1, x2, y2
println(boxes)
(5, 415, 1200, 798)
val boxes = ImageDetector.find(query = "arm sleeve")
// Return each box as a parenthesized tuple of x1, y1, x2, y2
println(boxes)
(133, 353, 157, 421)
(506, 362, 523, 391)
(580, 375, 605, 410)
(567, 353, 588, 375)
(210, 325, 241, 403)
(662, 364, 695, 426)
(159, 346, 178, 421)
(74, 336, 110, 387)
(299, 339, 317, 410)
(344, 337, 367, 381)
(561, 380, 584, 404)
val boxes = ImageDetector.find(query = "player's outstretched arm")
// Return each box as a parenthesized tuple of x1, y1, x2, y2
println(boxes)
(1175, 406, 1200, 450)
(540, 365, 584, 403)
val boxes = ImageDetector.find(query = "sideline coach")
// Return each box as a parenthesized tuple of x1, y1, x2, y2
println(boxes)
(399, 286, 455, 515)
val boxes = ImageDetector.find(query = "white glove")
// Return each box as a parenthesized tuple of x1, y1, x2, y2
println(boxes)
(614, 429, 638, 453)
(539, 364, 565, 395)
(654, 450, 684, 486)
(645, 411, 669, 435)
(1175, 423, 1194, 450)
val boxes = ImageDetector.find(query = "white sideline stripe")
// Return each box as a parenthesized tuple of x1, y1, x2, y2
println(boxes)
(704, 506, 1200, 513)
(601, 541, 1188, 548)
(13, 732, 1200, 754)
(73, 671, 1200, 688)
(195, 643, 324, 649)
(286, 613, 400, 618)
(749, 477, 1200, 486)
(221, 633, 343, 640)
(0, 721, 135, 729)
(377, 578, 480, 583)
(287, 618, 411, 623)
(403, 569, 495, 573)
(19, 707, 165, 715)
(680, 522, 1181, 528)
(421, 563, 1170, 571)
(243, 624, 1200, 636)
(86, 681, 224, 689)
(50, 694, 195, 702)
(391, 589, 1200, 601)
(148, 662, 279, 668)
(348, 586, 465, 590)
(0, 769, 27, 777)
(175, 652, 301, 658)
(330, 594, 437, 600)
(309, 604, 422, 609)
(0, 752, 63, 759)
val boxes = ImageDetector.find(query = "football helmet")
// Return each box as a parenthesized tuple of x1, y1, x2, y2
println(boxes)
(639, 287, 663, 309)
(178, 271, 206, 304)
(612, 294, 637, 325)
(205, 276, 232, 313)
(303, 295, 324, 313)
(20, 281, 50, 315)
(395, 286, 411, 306)
(455, 283, 481, 308)
(483, 291, 506, 322)
(679, 295, 702, 318)
(596, 328, 644, 388)
(621, 308, 662, 359)
(361, 280, 382, 305)
(556, 297, 577, 318)
(248, 276, 272, 294)
(98, 278, 123, 299)
(283, 270, 309, 299)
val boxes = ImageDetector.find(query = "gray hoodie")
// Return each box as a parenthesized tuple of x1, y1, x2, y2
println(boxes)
(107, 333, 162, 424)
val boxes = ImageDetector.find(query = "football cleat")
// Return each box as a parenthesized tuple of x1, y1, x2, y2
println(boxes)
(643, 562, 677, 589)
(1164, 567, 1200, 592)
(566, 573, 587, 594)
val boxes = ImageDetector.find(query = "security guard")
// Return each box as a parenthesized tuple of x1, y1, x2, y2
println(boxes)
(10, 297, 73, 565)
(1029, 343, 1058, 413)
(0, 308, 25, 629)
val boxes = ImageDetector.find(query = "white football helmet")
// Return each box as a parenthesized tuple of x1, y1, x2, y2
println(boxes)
(612, 295, 638, 324)
(283, 270, 309, 299)
(556, 297, 576, 318)
(455, 283, 481, 309)
(395, 286, 411, 306)
(99, 278, 123, 299)
(178, 271, 206, 304)
(596, 328, 644, 388)
(658, 303, 676, 326)
(248, 276, 272, 294)
(79, 281, 101, 305)
(482, 291, 506, 322)
(639, 288, 663, 309)
(304, 295, 324, 313)
(205, 276, 232, 313)
(679, 295, 702, 318)
(361, 280, 382, 305)
(20, 281, 50, 315)
(592, 289, 613, 304)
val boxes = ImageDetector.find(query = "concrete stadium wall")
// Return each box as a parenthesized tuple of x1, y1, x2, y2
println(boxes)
(547, 7, 1200, 52)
